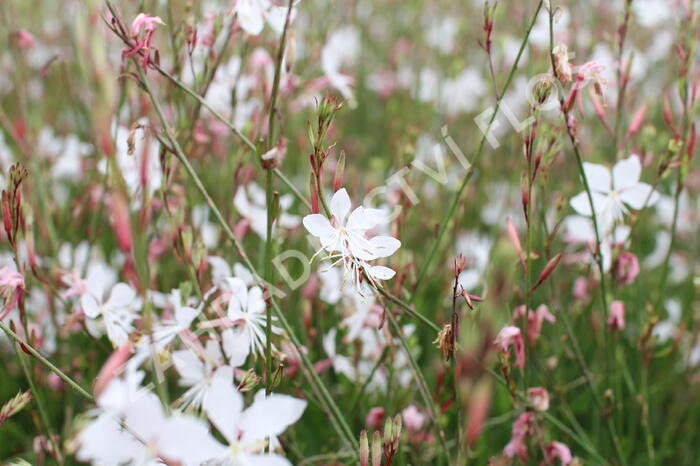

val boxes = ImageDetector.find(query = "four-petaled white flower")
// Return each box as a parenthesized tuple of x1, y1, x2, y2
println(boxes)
(303, 188, 401, 291)
(570, 154, 659, 229)
(225, 277, 281, 358)
(81, 282, 139, 347)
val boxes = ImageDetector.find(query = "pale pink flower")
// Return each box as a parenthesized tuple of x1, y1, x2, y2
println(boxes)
(0, 267, 24, 319)
(130, 13, 165, 36)
(615, 251, 640, 285)
(402, 405, 426, 432)
(494, 325, 525, 369)
(527, 387, 549, 411)
(546, 441, 573, 465)
(503, 412, 533, 462)
(608, 300, 626, 331)
(365, 407, 385, 430)
(513, 305, 556, 345)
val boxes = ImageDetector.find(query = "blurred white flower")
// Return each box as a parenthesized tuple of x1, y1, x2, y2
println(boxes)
(201, 366, 307, 465)
(570, 155, 659, 228)
(81, 281, 139, 347)
(234, 181, 300, 240)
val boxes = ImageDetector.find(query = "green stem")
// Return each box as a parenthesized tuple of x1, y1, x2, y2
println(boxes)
(410, 0, 544, 301)
(0, 320, 94, 402)
(12, 343, 64, 465)
(385, 309, 451, 464)
(134, 63, 358, 451)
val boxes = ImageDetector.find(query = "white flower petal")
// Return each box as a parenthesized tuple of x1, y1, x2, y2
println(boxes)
(159, 415, 225, 466)
(106, 283, 137, 310)
(369, 236, 401, 258)
(302, 214, 336, 241)
(330, 188, 352, 223)
(570, 191, 606, 216)
(236, 0, 265, 35)
(240, 393, 307, 442)
(366, 265, 396, 280)
(222, 328, 251, 367)
(81, 294, 101, 319)
(612, 155, 642, 191)
(582, 162, 611, 193)
(203, 366, 243, 444)
(346, 206, 378, 231)
(619, 182, 659, 210)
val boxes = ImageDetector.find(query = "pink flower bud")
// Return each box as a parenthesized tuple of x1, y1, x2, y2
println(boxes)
(494, 325, 525, 369)
(546, 441, 573, 465)
(111, 197, 132, 253)
(608, 300, 625, 331)
(365, 407, 385, 430)
(615, 251, 639, 285)
(527, 387, 550, 411)
(401, 405, 426, 432)
(16, 29, 36, 49)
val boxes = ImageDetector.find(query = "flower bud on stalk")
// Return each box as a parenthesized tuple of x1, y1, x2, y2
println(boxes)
(359, 430, 369, 466)
(371, 431, 382, 466)
(334, 150, 345, 191)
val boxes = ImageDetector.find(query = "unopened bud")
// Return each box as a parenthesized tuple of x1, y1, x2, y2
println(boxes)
(334, 150, 345, 191)
(261, 147, 279, 169)
(392, 414, 402, 450)
(371, 431, 382, 466)
(359, 430, 369, 466)
(530, 253, 563, 294)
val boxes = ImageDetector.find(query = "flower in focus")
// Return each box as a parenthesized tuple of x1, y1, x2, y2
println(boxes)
(303, 188, 401, 292)
(494, 325, 525, 368)
(570, 155, 659, 228)
(124, 13, 165, 70)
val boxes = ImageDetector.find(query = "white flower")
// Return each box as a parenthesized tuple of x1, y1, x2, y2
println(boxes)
(303, 188, 401, 291)
(234, 0, 296, 36)
(226, 277, 280, 357)
(321, 27, 360, 99)
(81, 282, 139, 347)
(234, 181, 300, 240)
(202, 366, 307, 465)
(563, 215, 630, 272)
(322, 328, 355, 380)
(150, 289, 201, 351)
(78, 377, 220, 466)
(570, 155, 659, 229)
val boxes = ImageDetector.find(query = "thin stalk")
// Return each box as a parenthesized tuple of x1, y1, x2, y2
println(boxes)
(263, 0, 294, 397)
(385, 309, 451, 464)
(134, 63, 358, 451)
(411, 0, 544, 301)
(547, 4, 624, 463)
(0, 320, 94, 402)
(12, 343, 64, 465)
